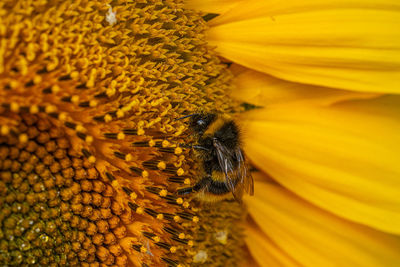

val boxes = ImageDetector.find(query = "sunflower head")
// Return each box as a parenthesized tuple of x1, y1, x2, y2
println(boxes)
(0, 0, 247, 266)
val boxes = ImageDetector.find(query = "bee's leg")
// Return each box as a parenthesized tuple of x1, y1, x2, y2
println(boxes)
(177, 176, 212, 195)
(177, 143, 209, 151)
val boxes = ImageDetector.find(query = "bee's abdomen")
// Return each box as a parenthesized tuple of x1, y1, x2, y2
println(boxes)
(207, 179, 231, 195)
(194, 176, 231, 195)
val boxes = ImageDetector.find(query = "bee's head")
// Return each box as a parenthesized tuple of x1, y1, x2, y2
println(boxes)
(176, 113, 217, 135)
(189, 113, 217, 134)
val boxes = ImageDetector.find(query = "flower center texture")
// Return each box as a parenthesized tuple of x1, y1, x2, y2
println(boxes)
(0, 0, 246, 266)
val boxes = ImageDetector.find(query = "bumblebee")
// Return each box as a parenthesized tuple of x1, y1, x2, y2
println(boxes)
(176, 112, 254, 203)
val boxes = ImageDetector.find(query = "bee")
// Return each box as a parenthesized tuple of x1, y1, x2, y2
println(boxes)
(176, 112, 254, 203)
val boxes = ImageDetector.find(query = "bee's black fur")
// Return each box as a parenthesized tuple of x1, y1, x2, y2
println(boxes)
(195, 120, 240, 175)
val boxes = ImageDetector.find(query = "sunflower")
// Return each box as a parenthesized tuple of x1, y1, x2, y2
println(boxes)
(186, 0, 400, 266)
(0, 0, 399, 266)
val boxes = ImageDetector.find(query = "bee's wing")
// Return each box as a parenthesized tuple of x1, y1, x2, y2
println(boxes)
(213, 139, 254, 202)
(235, 147, 254, 196)
(212, 138, 236, 193)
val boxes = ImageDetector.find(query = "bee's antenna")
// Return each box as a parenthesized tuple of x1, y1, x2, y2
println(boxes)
(175, 113, 200, 121)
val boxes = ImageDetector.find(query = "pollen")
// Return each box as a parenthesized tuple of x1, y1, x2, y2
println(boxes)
(193, 250, 208, 264)
(1, 0, 245, 266)
(159, 189, 168, 197)
(215, 230, 228, 245)
(177, 168, 185, 176)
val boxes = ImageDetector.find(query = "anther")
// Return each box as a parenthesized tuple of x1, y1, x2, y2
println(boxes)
(42, 87, 52, 94)
(122, 128, 138, 135)
(58, 74, 72, 81)
(161, 257, 179, 267)
(160, 194, 182, 204)
(155, 241, 172, 251)
(76, 83, 88, 89)
(145, 187, 161, 195)
(158, 147, 176, 153)
(76, 132, 87, 141)
(167, 176, 187, 184)
(131, 244, 141, 252)
(105, 172, 116, 181)
(94, 92, 107, 98)
(93, 115, 105, 122)
(175, 236, 191, 246)
(113, 152, 132, 161)
(104, 133, 118, 139)
(61, 96, 72, 102)
(79, 101, 90, 107)
(64, 121, 77, 129)
(128, 202, 143, 214)
(144, 208, 158, 218)
(162, 165, 179, 174)
(84, 153, 95, 163)
(176, 212, 196, 221)
(122, 186, 133, 195)
(142, 160, 161, 170)
(25, 80, 34, 87)
(142, 231, 155, 240)
(162, 213, 174, 221)
(130, 166, 144, 176)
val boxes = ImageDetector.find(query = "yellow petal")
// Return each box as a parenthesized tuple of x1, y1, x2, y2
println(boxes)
(208, 0, 400, 26)
(207, 0, 400, 93)
(232, 69, 379, 107)
(246, 225, 300, 267)
(241, 95, 400, 234)
(246, 176, 400, 267)
(185, 0, 243, 15)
